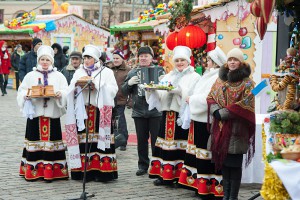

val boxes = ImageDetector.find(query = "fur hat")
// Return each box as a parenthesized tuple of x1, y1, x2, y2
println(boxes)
(32, 38, 42, 48)
(82, 45, 101, 62)
(172, 46, 192, 64)
(138, 46, 154, 57)
(227, 48, 244, 63)
(37, 45, 54, 64)
(207, 46, 227, 67)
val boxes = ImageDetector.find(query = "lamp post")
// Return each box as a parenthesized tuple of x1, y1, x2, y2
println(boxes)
(99, 0, 103, 25)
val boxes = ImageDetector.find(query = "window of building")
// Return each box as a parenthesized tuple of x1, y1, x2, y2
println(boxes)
(126, 0, 131, 3)
(83, 9, 90, 20)
(52, 35, 72, 52)
(0, 10, 3, 24)
(41, 9, 51, 15)
(94, 10, 99, 19)
(119, 11, 131, 23)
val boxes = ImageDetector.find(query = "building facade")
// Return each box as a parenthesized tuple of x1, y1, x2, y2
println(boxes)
(0, 0, 150, 27)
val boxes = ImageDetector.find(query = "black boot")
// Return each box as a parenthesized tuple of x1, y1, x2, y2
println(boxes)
(3, 80, 7, 94)
(222, 179, 230, 200)
(0, 84, 4, 96)
(229, 180, 241, 200)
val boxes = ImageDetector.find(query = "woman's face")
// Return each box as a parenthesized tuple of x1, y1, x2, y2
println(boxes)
(113, 54, 123, 66)
(206, 57, 216, 69)
(174, 58, 189, 72)
(2, 42, 7, 49)
(83, 56, 96, 67)
(227, 57, 241, 71)
(39, 56, 52, 70)
(53, 48, 58, 54)
(17, 46, 22, 52)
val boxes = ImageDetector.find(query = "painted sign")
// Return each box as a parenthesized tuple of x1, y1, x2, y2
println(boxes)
(124, 32, 139, 41)
(142, 32, 159, 40)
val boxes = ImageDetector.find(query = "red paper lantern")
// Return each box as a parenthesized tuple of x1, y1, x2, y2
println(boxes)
(166, 32, 179, 50)
(177, 25, 207, 49)
(256, 17, 267, 40)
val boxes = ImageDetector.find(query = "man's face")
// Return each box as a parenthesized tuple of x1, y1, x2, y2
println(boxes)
(34, 42, 42, 52)
(113, 54, 123, 66)
(71, 57, 82, 69)
(138, 53, 153, 67)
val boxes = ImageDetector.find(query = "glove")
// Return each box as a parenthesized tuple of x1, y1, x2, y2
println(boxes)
(213, 110, 222, 121)
(128, 76, 140, 86)
(168, 87, 181, 95)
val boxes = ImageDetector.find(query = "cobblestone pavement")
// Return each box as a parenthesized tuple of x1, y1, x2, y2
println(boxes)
(0, 89, 263, 200)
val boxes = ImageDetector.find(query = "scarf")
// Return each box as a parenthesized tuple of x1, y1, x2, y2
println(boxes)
(207, 65, 255, 170)
(36, 65, 54, 107)
(83, 64, 98, 76)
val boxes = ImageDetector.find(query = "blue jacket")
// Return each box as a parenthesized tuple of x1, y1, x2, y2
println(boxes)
(19, 50, 37, 81)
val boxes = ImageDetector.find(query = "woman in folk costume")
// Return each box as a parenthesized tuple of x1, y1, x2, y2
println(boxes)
(66, 44, 118, 182)
(207, 48, 255, 200)
(17, 45, 69, 182)
(146, 46, 201, 186)
(178, 47, 227, 199)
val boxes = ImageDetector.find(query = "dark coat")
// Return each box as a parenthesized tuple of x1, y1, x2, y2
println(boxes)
(51, 43, 67, 71)
(19, 50, 37, 81)
(61, 64, 76, 85)
(11, 51, 24, 71)
(121, 65, 164, 118)
(110, 62, 131, 106)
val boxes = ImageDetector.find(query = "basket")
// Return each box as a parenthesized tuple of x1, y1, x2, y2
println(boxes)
(281, 152, 300, 161)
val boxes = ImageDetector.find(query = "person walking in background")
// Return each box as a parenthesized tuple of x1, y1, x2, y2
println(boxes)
(19, 38, 43, 82)
(145, 46, 200, 186)
(61, 51, 82, 85)
(0, 40, 11, 96)
(67, 44, 118, 182)
(17, 45, 69, 182)
(51, 43, 67, 71)
(110, 50, 131, 151)
(122, 46, 165, 176)
(11, 44, 25, 90)
(207, 48, 255, 200)
(178, 47, 227, 199)
(63, 46, 70, 64)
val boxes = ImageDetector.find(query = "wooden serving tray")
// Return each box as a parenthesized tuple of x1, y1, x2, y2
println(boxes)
(27, 85, 56, 98)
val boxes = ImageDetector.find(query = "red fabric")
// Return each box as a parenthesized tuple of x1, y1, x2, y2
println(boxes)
(0, 41, 11, 74)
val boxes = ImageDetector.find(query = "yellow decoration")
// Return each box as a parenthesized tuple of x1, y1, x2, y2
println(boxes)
(260, 123, 291, 200)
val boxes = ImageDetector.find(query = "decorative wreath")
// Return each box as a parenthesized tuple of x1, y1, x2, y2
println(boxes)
(168, 0, 193, 31)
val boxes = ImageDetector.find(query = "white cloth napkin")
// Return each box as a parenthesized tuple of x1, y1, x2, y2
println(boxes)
(75, 87, 88, 131)
(181, 104, 191, 130)
(270, 160, 300, 200)
(147, 91, 161, 111)
(22, 100, 35, 119)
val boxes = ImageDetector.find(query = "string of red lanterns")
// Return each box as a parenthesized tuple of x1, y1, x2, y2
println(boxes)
(166, 25, 207, 50)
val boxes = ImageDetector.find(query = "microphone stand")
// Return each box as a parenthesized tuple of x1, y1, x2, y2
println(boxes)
(69, 65, 105, 200)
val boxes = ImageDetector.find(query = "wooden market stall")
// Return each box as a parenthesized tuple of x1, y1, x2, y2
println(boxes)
(0, 13, 110, 89)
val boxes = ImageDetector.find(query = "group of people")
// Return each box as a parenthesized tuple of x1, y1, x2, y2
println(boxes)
(14, 36, 255, 200)
(0, 38, 70, 96)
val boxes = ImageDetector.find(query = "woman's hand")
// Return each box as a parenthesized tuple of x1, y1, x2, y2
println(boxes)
(55, 91, 62, 99)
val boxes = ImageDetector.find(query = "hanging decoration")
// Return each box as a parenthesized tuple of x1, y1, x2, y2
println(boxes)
(206, 22, 217, 53)
(258, 0, 276, 23)
(157, 36, 165, 66)
(256, 17, 268, 40)
(250, 1, 262, 17)
(166, 31, 179, 50)
(5, 11, 36, 28)
(168, 0, 193, 31)
(177, 25, 207, 49)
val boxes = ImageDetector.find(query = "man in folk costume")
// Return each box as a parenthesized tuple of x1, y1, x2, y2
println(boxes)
(17, 45, 69, 182)
(207, 48, 256, 200)
(122, 46, 165, 176)
(178, 47, 227, 199)
(66, 44, 118, 182)
(146, 46, 201, 186)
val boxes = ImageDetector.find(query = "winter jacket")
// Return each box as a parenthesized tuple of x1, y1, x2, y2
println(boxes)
(110, 62, 131, 106)
(122, 65, 164, 118)
(11, 51, 24, 71)
(52, 43, 67, 71)
(61, 64, 76, 85)
(19, 50, 37, 81)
